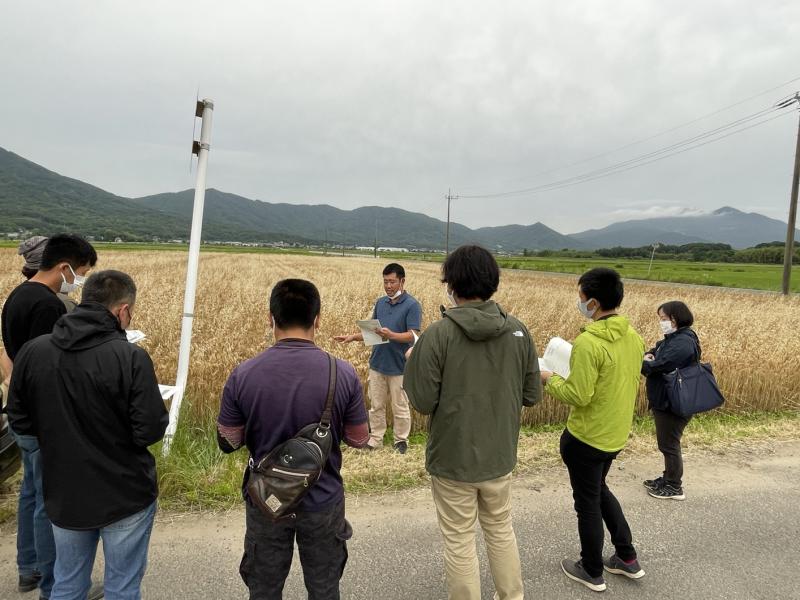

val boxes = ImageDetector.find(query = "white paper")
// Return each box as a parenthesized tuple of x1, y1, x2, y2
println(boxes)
(539, 337, 572, 379)
(158, 385, 177, 401)
(126, 330, 146, 344)
(356, 319, 389, 346)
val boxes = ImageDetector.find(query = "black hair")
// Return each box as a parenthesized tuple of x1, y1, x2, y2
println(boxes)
(578, 268, 624, 310)
(441, 245, 500, 301)
(270, 279, 321, 330)
(658, 300, 694, 328)
(82, 270, 137, 308)
(21, 266, 37, 280)
(40, 234, 98, 271)
(382, 263, 405, 279)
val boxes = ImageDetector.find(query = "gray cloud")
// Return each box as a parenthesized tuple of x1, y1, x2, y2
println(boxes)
(1, 0, 799, 233)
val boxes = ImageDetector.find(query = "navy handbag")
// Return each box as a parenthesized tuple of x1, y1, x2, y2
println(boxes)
(663, 347, 725, 417)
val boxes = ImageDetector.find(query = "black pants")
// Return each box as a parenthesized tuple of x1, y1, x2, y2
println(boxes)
(240, 498, 351, 600)
(560, 429, 637, 578)
(652, 408, 692, 487)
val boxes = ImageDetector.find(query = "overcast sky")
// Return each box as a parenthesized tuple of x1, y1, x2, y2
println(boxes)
(2, 1, 799, 233)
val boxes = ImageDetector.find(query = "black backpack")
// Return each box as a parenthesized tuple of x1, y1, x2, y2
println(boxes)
(246, 354, 337, 520)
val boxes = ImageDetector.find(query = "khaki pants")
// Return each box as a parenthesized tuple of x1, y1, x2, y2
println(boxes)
(431, 473, 524, 600)
(367, 369, 411, 447)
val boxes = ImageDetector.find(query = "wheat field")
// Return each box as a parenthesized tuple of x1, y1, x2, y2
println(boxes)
(2, 249, 799, 432)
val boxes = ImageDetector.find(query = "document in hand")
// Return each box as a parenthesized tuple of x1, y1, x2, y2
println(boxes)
(126, 330, 146, 344)
(538, 337, 572, 379)
(356, 319, 389, 346)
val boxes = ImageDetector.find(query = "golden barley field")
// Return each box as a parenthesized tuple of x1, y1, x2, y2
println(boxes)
(2, 249, 799, 432)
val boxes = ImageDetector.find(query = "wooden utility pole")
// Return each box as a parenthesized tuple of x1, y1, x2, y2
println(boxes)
(445, 189, 459, 255)
(780, 93, 800, 295)
(374, 217, 378, 258)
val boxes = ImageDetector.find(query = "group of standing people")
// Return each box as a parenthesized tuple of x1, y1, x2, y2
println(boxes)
(215, 244, 703, 599)
(0, 235, 703, 599)
(3, 234, 168, 600)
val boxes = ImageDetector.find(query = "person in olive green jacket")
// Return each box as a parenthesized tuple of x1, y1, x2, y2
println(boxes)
(541, 268, 646, 593)
(404, 245, 541, 600)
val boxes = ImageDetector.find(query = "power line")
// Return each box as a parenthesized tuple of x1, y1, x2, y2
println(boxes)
(461, 103, 795, 200)
(459, 74, 800, 193)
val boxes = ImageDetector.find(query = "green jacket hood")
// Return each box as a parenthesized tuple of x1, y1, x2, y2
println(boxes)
(582, 315, 632, 343)
(443, 300, 509, 342)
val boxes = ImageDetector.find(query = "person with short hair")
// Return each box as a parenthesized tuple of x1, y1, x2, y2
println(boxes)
(7, 269, 167, 600)
(334, 263, 422, 453)
(641, 300, 699, 501)
(541, 267, 646, 592)
(2, 233, 97, 599)
(17, 236, 79, 313)
(217, 279, 369, 600)
(404, 245, 541, 600)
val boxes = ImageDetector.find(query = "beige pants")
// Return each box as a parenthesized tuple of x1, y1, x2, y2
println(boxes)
(367, 369, 411, 447)
(431, 473, 524, 600)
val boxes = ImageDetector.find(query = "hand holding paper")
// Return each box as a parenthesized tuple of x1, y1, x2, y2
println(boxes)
(356, 319, 389, 346)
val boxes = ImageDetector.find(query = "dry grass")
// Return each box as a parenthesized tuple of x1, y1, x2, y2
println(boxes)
(1, 249, 799, 432)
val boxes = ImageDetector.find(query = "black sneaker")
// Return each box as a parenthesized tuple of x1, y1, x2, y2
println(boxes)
(19, 571, 42, 592)
(648, 484, 685, 501)
(642, 476, 664, 491)
(393, 441, 408, 454)
(561, 559, 606, 592)
(603, 554, 645, 579)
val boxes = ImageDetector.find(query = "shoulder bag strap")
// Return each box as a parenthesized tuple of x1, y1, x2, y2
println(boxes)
(319, 353, 337, 429)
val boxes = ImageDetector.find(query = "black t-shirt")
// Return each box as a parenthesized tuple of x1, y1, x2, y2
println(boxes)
(2, 281, 67, 360)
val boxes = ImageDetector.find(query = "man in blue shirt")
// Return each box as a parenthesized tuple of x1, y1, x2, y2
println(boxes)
(335, 263, 422, 453)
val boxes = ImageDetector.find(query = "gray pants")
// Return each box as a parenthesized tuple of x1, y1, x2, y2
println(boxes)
(653, 408, 692, 487)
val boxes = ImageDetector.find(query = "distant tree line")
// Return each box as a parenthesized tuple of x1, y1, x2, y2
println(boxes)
(521, 241, 800, 264)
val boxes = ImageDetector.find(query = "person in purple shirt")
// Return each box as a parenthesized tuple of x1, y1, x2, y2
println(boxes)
(217, 279, 369, 600)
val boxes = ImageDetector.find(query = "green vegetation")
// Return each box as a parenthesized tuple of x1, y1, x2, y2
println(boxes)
(493, 255, 800, 292)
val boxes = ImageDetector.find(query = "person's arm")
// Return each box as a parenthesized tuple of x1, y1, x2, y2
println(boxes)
(217, 372, 246, 454)
(377, 300, 422, 343)
(523, 331, 543, 407)
(6, 348, 34, 436)
(333, 332, 364, 343)
(403, 328, 442, 415)
(341, 367, 370, 448)
(544, 341, 600, 408)
(641, 336, 695, 376)
(0, 349, 12, 387)
(129, 350, 169, 447)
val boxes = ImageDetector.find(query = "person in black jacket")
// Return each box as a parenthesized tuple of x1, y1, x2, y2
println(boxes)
(7, 270, 168, 600)
(641, 300, 699, 501)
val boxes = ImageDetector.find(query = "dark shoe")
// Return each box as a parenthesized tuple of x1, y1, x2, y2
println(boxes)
(642, 476, 663, 491)
(561, 559, 606, 592)
(648, 484, 686, 501)
(393, 441, 408, 454)
(603, 554, 645, 579)
(19, 570, 42, 592)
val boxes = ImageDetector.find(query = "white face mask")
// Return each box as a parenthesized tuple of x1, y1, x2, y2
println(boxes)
(577, 298, 596, 319)
(660, 320, 677, 336)
(60, 265, 85, 294)
(387, 289, 403, 300)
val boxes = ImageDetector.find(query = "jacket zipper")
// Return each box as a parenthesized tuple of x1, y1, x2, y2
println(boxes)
(272, 468, 309, 487)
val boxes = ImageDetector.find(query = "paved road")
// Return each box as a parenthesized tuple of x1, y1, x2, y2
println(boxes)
(1, 440, 798, 599)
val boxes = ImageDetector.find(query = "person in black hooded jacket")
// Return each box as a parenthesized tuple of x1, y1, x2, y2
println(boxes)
(7, 270, 168, 600)
(641, 300, 700, 501)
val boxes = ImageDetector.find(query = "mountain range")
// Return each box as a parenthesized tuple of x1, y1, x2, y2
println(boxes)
(1, 146, 797, 251)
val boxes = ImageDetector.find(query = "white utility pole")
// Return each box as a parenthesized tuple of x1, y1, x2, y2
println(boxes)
(163, 98, 214, 456)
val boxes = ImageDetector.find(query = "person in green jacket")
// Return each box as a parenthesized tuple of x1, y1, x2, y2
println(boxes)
(404, 245, 541, 600)
(540, 267, 646, 593)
